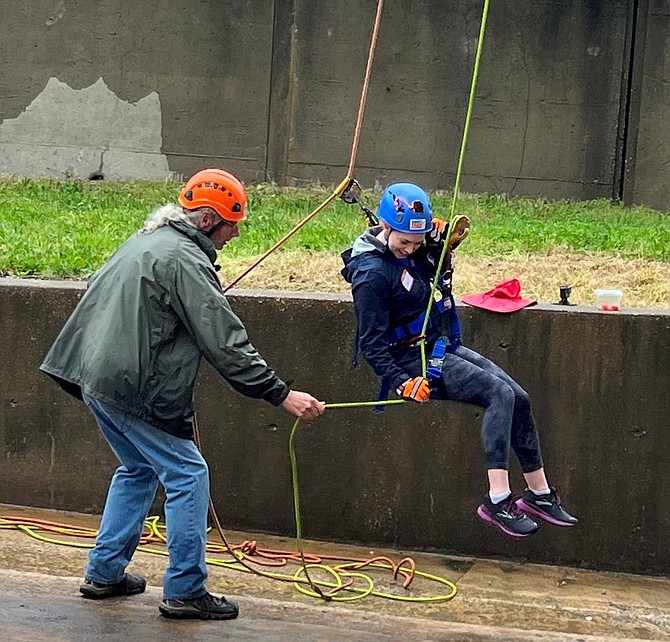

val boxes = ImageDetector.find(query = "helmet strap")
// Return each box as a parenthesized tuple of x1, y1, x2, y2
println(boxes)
(203, 218, 226, 238)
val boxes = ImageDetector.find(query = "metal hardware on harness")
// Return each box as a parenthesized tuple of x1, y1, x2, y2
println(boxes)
(340, 178, 363, 204)
(426, 338, 447, 382)
(340, 177, 379, 227)
(447, 215, 470, 253)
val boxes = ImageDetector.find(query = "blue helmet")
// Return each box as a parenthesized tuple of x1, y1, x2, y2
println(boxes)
(377, 183, 432, 234)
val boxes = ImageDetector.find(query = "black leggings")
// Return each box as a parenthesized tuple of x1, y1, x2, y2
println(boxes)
(436, 345, 544, 473)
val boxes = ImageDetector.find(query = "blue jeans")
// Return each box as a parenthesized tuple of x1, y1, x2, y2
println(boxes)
(436, 346, 544, 473)
(82, 393, 210, 600)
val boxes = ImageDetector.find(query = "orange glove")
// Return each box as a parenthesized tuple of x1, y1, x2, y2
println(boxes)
(396, 377, 432, 403)
(427, 217, 448, 244)
(426, 218, 449, 245)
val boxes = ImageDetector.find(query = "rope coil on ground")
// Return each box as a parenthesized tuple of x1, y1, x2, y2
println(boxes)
(0, 511, 457, 603)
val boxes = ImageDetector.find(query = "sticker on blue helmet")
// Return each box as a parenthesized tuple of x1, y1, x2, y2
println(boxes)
(409, 218, 427, 231)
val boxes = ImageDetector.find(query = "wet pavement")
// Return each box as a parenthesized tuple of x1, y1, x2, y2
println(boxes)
(1, 503, 669, 641)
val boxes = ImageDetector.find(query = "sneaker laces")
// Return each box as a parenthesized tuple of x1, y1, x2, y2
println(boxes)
(548, 487, 562, 505)
(498, 495, 526, 520)
(198, 593, 228, 617)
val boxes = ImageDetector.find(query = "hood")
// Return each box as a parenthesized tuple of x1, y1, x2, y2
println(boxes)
(350, 225, 386, 258)
(340, 226, 386, 283)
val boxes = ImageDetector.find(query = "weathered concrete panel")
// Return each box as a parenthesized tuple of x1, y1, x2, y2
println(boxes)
(0, 1, 275, 182)
(626, 1, 670, 211)
(1, 279, 669, 576)
(0, 78, 170, 179)
(285, 0, 629, 200)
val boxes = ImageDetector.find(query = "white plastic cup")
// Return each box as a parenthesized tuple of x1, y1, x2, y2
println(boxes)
(594, 288, 623, 311)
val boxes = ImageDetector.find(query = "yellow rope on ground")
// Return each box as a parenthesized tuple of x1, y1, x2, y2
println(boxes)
(1, 514, 457, 603)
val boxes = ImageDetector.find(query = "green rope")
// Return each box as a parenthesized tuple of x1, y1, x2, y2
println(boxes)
(325, 400, 405, 409)
(289, 400, 404, 553)
(288, 398, 458, 602)
(287, 0, 492, 601)
(420, 0, 491, 377)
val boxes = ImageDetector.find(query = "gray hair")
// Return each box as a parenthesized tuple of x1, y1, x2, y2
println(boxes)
(141, 203, 203, 234)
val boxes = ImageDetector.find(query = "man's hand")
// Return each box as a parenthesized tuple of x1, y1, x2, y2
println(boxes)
(281, 390, 326, 420)
(396, 377, 432, 403)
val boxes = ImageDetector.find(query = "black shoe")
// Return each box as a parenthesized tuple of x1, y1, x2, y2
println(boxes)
(516, 487, 578, 527)
(159, 592, 239, 620)
(477, 494, 539, 538)
(80, 573, 146, 600)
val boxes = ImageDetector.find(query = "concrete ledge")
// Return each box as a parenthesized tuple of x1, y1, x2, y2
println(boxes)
(1, 278, 669, 576)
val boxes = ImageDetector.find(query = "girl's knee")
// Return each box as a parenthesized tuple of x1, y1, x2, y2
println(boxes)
(492, 381, 515, 410)
(514, 388, 532, 412)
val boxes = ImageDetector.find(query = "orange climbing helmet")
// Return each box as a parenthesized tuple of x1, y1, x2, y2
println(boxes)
(178, 168, 247, 222)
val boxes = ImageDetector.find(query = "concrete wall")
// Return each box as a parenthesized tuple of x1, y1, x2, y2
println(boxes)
(0, 1, 276, 182)
(623, 0, 670, 211)
(0, 1, 668, 209)
(1, 278, 669, 577)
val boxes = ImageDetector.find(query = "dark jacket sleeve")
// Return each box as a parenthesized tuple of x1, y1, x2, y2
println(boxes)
(351, 265, 412, 393)
(171, 257, 290, 406)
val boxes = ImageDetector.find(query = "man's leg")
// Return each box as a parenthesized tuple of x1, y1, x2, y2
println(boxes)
(83, 395, 210, 600)
(83, 393, 159, 586)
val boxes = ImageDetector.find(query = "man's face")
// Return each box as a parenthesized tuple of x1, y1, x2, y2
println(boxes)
(201, 211, 240, 250)
(384, 225, 425, 259)
(209, 219, 240, 250)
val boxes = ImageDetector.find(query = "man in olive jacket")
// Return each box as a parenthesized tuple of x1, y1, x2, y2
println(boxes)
(40, 168, 324, 621)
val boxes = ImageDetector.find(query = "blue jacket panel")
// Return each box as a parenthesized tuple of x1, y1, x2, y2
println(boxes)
(341, 227, 461, 393)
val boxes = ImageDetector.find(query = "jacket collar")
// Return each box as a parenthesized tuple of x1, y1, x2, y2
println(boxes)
(168, 220, 218, 266)
(350, 225, 386, 258)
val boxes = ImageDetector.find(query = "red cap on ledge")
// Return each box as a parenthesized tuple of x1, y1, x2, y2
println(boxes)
(461, 279, 536, 314)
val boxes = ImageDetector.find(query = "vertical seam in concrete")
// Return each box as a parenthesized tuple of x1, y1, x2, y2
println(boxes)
(264, 0, 279, 181)
(264, 0, 296, 184)
(615, 0, 647, 203)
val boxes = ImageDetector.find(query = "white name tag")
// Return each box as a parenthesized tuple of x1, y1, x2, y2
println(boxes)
(401, 269, 414, 291)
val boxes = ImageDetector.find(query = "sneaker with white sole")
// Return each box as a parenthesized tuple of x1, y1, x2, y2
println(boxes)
(516, 487, 578, 527)
(159, 591, 239, 620)
(477, 494, 539, 538)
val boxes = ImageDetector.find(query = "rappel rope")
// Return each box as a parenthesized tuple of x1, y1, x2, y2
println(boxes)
(419, 0, 490, 378)
(346, 0, 385, 178)
(223, 0, 386, 294)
